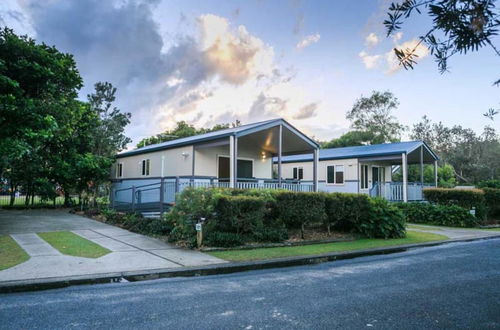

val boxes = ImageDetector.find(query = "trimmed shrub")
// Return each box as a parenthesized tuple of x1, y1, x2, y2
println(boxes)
(482, 188, 500, 219)
(324, 193, 371, 234)
(356, 198, 406, 239)
(423, 188, 486, 220)
(205, 231, 244, 248)
(395, 202, 478, 227)
(213, 195, 266, 235)
(252, 225, 288, 243)
(477, 180, 500, 189)
(275, 191, 326, 238)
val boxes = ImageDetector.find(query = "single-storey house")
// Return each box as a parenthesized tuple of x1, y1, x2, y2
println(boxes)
(110, 118, 438, 213)
(276, 141, 439, 201)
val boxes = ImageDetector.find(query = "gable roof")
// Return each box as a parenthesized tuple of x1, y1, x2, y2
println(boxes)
(117, 118, 319, 158)
(276, 141, 439, 163)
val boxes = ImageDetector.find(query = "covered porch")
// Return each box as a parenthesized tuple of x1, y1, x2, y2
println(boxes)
(365, 142, 439, 202)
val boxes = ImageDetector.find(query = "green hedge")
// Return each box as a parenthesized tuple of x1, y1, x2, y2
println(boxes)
(423, 188, 486, 220)
(359, 198, 406, 239)
(395, 202, 478, 227)
(213, 195, 266, 235)
(101, 209, 171, 236)
(482, 188, 500, 219)
(324, 193, 371, 233)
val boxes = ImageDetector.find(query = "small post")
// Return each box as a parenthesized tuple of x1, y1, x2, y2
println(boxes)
(175, 176, 180, 193)
(402, 153, 408, 202)
(196, 218, 205, 248)
(131, 186, 136, 212)
(159, 178, 165, 215)
(278, 124, 282, 188)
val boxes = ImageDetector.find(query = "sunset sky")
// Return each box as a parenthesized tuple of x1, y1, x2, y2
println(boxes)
(1, 0, 498, 146)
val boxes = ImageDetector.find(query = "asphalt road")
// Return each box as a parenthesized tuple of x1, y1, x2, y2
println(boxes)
(1, 239, 499, 330)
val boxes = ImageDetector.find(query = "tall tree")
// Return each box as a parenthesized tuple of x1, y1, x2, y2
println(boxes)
(320, 130, 376, 148)
(346, 91, 405, 144)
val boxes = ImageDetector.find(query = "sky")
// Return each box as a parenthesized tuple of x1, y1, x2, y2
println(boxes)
(1, 0, 499, 147)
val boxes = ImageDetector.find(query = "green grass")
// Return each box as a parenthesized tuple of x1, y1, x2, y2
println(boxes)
(38, 231, 111, 258)
(483, 227, 500, 231)
(0, 236, 30, 270)
(208, 231, 449, 262)
(407, 224, 443, 231)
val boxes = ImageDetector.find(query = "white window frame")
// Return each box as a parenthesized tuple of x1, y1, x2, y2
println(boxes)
(116, 163, 123, 178)
(141, 159, 150, 176)
(292, 167, 303, 180)
(360, 164, 369, 190)
(326, 165, 345, 185)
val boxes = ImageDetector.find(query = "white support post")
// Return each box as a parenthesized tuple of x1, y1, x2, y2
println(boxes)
(434, 160, 438, 187)
(229, 135, 235, 188)
(420, 146, 424, 186)
(161, 155, 165, 177)
(278, 125, 282, 188)
(402, 152, 408, 202)
(313, 148, 319, 192)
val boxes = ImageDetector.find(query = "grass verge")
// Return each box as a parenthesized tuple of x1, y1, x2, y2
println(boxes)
(38, 231, 110, 258)
(0, 236, 30, 270)
(407, 224, 443, 231)
(208, 231, 448, 262)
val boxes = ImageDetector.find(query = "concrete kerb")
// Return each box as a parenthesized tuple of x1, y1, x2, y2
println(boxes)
(1, 235, 499, 294)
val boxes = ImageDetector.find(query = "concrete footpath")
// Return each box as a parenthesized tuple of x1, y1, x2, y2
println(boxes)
(0, 209, 225, 285)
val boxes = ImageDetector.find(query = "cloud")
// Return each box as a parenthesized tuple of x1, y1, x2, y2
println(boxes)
(296, 33, 320, 50)
(293, 103, 318, 119)
(392, 32, 403, 42)
(365, 32, 379, 47)
(359, 51, 382, 69)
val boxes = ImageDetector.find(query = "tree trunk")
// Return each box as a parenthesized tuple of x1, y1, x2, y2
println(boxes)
(9, 183, 15, 207)
(301, 223, 305, 240)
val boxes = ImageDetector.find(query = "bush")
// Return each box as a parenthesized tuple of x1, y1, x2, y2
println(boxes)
(213, 195, 266, 235)
(252, 225, 288, 242)
(357, 198, 406, 239)
(395, 202, 478, 227)
(477, 180, 500, 189)
(482, 188, 500, 219)
(205, 231, 244, 248)
(324, 193, 371, 234)
(275, 191, 326, 238)
(423, 188, 486, 220)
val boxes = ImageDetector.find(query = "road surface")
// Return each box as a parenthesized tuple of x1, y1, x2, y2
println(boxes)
(1, 238, 499, 329)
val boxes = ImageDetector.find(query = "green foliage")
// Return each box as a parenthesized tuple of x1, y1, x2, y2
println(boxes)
(395, 202, 478, 227)
(384, 0, 499, 86)
(136, 120, 241, 148)
(346, 91, 406, 144)
(320, 130, 376, 149)
(323, 193, 371, 233)
(482, 188, 500, 219)
(205, 232, 244, 248)
(477, 180, 500, 189)
(423, 188, 486, 220)
(213, 195, 266, 235)
(357, 198, 406, 239)
(275, 191, 326, 238)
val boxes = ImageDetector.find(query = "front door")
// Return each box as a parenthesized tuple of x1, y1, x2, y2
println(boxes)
(217, 156, 254, 181)
(218, 156, 230, 181)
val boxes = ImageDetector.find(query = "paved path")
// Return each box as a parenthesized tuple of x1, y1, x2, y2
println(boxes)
(0, 209, 225, 283)
(1, 239, 498, 329)
(407, 223, 500, 239)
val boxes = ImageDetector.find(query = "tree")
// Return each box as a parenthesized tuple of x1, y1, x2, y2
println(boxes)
(384, 0, 500, 85)
(346, 91, 406, 144)
(137, 120, 241, 148)
(320, 130, 376, 148)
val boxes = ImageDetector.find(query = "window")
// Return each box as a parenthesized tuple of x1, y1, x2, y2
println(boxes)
(292, 167, 303, 180)
(361, 165, 369, 189)
(327, 165, 344, 184)
(116, 163, 123, 178)
(141, 159, 150, 176)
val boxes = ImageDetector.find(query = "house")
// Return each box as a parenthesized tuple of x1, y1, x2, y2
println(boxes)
(276, 141, 439, 202)
(110, 118, 439, 213)
(111, 118, 320, 212)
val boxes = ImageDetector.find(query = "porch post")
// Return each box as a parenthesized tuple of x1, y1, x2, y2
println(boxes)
(278, 124, 282, 188)
(313, 148, 319, 192)
(229, 135, 234, 188)
(434, 160, 438, 187)
(420, 146, 424, 186)
(402, 153, 408, 202)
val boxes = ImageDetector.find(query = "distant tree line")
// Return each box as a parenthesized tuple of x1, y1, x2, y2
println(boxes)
(0, 28, 130, 206)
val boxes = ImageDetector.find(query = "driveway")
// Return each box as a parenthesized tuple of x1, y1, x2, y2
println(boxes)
(407, 223, 500, 239)
(0, 209, 225, 283)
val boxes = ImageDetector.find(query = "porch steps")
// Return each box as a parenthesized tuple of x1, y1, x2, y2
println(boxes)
(141, 211, 162, 219)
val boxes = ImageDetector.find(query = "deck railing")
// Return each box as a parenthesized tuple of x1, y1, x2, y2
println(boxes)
(111, 177, 314, 213)
(369, 182, 434, 201)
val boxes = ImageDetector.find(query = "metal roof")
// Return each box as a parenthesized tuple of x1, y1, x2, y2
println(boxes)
(276, 141, 439, 163)
(117, 118, 319, 158)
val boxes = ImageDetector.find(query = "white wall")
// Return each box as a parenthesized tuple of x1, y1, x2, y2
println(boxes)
(112, 145, 194, 179)
(194, 144, 272, 178)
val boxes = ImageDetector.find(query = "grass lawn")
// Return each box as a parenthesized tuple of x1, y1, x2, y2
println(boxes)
(208, 231, 448, 262)
(0, 236, 30, 271)
(38, 231, 110, 258)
